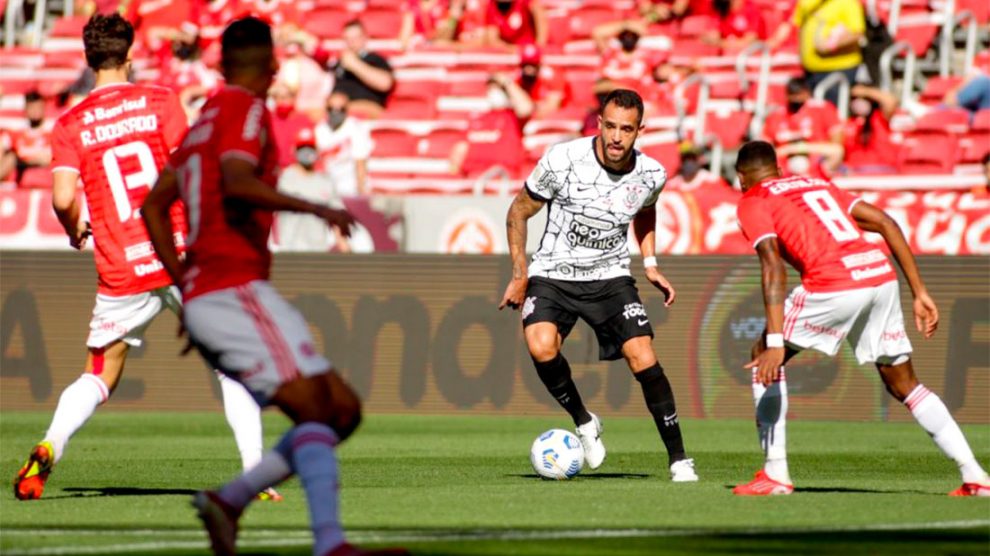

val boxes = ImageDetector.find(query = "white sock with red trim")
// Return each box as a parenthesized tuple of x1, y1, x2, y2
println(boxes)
(44, 374, 109, 464)
(905, 384, 987, 484)
(217, 372, 264, 471)
(752, 367, 791, 485)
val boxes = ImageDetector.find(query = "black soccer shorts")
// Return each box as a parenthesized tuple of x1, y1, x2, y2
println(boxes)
(521, 276, 654, 361)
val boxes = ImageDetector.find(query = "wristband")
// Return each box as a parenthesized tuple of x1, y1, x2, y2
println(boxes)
(643, 256, 658, 268)
(765, 333, 784, 348)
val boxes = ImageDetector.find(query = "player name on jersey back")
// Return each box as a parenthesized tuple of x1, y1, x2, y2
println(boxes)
(524, 137, 667, 281)
(736, 175, 896, 292)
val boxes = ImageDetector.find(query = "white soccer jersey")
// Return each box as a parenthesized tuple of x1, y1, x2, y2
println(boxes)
(525, 136, 667, 281)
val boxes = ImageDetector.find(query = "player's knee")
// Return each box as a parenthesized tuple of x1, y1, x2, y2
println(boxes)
(877, 356, 917, 402)
(325, 372, 362, 442)
(526, 335, 559, 363)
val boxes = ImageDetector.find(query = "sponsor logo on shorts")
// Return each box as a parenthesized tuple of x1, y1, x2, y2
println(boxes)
(94, 319, 128, 335)
(133, 259, 164, 277)
(622, 302, 646, 320)
(881, 329, 907, 342)
(841, 249, 887, 269)
(521, 296, 536, 320)
(851, 263, 893, 281)
(300, 341, 317, 357)
(802, 320, 844, 339)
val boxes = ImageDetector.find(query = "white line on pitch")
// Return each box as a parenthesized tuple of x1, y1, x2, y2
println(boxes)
(3, 521, 988, 555)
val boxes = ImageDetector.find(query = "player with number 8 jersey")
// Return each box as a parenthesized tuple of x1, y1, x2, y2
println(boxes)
(50, 81, 187, 294)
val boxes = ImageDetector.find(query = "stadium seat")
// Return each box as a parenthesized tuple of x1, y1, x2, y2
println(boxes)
(957, 0, 990, 23)
(17, 167, 50, 189)
(920, 76, 963, 103)
(384, 94, 437, 119)
(678, 16, 720, 38)
(705, 110, 752, 149)
(637, 141, 680, 173)
(669, 39, 721, 60)
(900, 135, 957, 174)
(894, 18, 938, 57)
(569, 6, 621, 40)
(49, 16, 88, 38)
(302, 8, 350, 39)
(362, 7, 404, 39)
(417, 128, 465, 157)
(371, 128, 419, 157)
(913, 108, 971, 135)
(957, 109, 990, 163)
(973, 109, 990, 131)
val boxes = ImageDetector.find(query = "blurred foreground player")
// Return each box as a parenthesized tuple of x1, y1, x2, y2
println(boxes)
(499, 89, 698, 482)
(733, 140, 990, 496)
(14, 13, 272, 502)
(141, 17, 408, 556)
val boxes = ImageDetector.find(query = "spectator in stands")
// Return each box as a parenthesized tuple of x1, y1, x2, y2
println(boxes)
(702, 0, 766, 53)
(484, 0, 547, 49)
(449, 74, 531, 176)
(0, 131, 17, 187)
(11, 91, 52, 186)
(277, 38, 332, 116)
(277, 127, 351, 252)
(768, 0, 864, 105)
(314, 92, 373, 197)
(331, 20, 395, 119)
(581, 79, 616, 136)
(638, 0, 686, 24)
(838, 84, 899, 175)
(516, 44, 568, 118)
(761, 77, 844, 175)
(270, 82, 316, 169)
(159, 31, 220, 119)
(666, 145, 730, 191)
(592, 20, 654, 91)
(645, 56, 689, 115)
(980, 153, 990, 196)
(400, 0, 459, 50)
(944, 73, 990, 116)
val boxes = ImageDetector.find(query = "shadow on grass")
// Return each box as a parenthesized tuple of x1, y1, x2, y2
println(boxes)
(720, 484, 935, 495)
(56, 486, 199, 498)
(510, 473, 651, 480)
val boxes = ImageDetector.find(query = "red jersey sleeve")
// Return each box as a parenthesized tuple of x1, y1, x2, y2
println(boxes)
(736, 194, 777, 249)
(216, 95, 267, 165)
(50, 121, 81, 174)
(162, 90, 189, 150)
(819, 102, 841, 137)
(828, 182, 862, 214)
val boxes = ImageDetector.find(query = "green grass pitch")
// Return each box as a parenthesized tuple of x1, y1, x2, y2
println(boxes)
(1, 412, 988, 555)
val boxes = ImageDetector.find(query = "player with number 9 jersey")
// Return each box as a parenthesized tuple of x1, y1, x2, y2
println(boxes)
(167, 85, 279, 300)
(735, 174, 895, 293)
(50, 82, 188, 296)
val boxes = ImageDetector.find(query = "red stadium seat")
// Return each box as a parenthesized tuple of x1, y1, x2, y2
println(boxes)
(957, 0, 990, 23)
(371, 128, 418, 157)
(49, 16, 88, 38)
(417, 128, 465, 157)
(895, 22, 938, 57)
(638, 141, 680, 173)
(17, 167, 50, 189)
(678, 16, 719, 38)
(705, 110, 752, 149)
(362, 8, 404, 39)
(569, 6, 621, 40)
(302, 8, 350, 39)
(920, 76, 963, 103)
(914, 108, 971, 135)
(900, 135, 958, 174)
(384, 94, 437, 119)
(972, 109, 990, 131)
(958, 132, 990, 163)
(669, 39, 721, 60)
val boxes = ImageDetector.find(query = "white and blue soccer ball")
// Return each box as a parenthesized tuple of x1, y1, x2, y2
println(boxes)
(530, 429, 584, 480)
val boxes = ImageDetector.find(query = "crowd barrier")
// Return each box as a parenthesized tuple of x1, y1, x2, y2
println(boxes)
(2, 252, 986, 423)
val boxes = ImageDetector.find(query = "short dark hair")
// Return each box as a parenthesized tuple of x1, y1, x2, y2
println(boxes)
(600, 89, 644, 123)
(82, 14, 134, 71)
(736, 140, 778, 171)
(221, 16, 274, 73)
(24, 90, 44, 104)
(785, 76, 810, 96)
(343, 19, 365, 31)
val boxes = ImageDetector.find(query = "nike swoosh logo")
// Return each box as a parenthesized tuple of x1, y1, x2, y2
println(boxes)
(637, 319, 649, 326)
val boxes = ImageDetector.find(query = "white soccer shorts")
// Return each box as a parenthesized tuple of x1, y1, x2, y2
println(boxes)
(783, 280, 913, 365)
(182, 280, 330, 401)
(87, 286, 182, 349)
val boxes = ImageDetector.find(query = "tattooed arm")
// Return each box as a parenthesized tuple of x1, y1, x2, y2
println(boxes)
(498, 188, 546, 310)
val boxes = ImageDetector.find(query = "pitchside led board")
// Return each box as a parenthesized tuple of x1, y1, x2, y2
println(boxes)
(1, 253, 987, 424)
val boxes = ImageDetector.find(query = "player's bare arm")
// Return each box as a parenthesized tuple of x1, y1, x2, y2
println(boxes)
(747, 236, 787, 386)
(633, 203, 676, 306)
(51, 171, 90, 250)
(498, 188, 544, 310)
(221, 158, 355, 236)
(849, 201, 938, 338)
(142, 167, 185, 285)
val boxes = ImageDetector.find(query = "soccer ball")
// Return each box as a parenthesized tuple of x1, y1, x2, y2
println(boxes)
(530, 429, 584, 480)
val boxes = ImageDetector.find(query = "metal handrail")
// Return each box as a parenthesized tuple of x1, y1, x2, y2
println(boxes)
(886, 0, 902, 35)
(812, 72, 850, 121)
(879, 41, 917, 108)
(4, 0, 21, 48)
(937, 0, 957, 77)
(734, 41, 771, 139)
(472, 165, 512, 196)
(674, 73, 710, 145)
(948, 10, 979, 76)
(31, 0, 46, 48)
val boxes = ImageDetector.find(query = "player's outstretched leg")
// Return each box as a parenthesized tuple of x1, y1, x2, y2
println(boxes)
(879, 359, 990, 496)
(733, 367, 794, 496)
(216, 372, 282, 501)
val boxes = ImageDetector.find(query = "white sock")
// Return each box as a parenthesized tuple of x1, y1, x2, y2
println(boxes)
(905, 384, 988, 484)
(218, 449, 292, 512)
(217, 372, 264, 471)
(44, 374, 108, 464)
(752, 367, 791, 485)
(291, 423, 346, 556)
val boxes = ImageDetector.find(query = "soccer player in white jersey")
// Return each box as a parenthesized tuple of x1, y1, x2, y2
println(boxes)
(499, 89, 698, 482)
(733, 140, 989, 496)
(13, 14, 274, 502)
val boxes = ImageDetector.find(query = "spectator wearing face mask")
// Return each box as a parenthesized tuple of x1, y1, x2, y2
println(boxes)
(592, 20, 653, 91)
(838, 84, 899, 175)
(399, 0, 459, 50)
(159, 31, 220, 119)
(269, 81, 315, 169)
(10, 91, 52, 186)
(485, 0, 547, 49)
(276, 127, 351, 252)
(449, 74, 532, 176)
(761, 76, 844, 175)
(314, 92, 373, 197)
(581, 79, 616, 136)
(703, 0, 766, 54)
(516, 44, 569, 118)
(666, 145, 730, 191)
